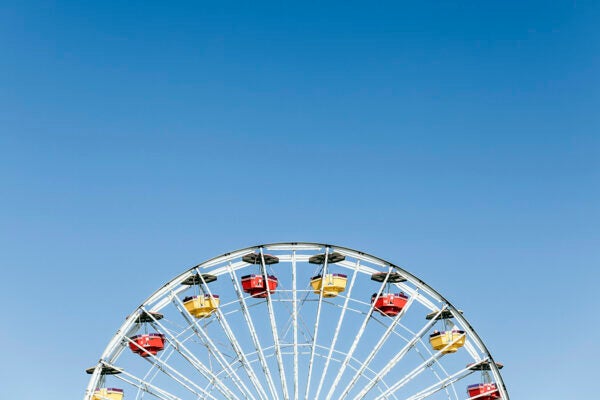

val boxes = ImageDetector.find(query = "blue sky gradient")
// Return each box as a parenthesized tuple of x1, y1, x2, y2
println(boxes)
(1, 1, 598, 398)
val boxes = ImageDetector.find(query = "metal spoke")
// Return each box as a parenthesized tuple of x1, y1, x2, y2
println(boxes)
(139, 306, 240, 399)
(260, 247, 290, 400)
(170, 294, 261, 400)
(196, 269, 268, 400)
(338, 293, 418, 399)
(117, 335, 218, 400)
(104, 362, 180, 400)
(141, 345, 178, 397)
(304, 246, 329, 400)
(351, 306, 448, 400)
(314, 258, 361, 400)
(226, 260, 280, 400)
(404, 360, 485, 400)
(324, 266, 393, 400)
(372, 332, 468, 400)
(291, 250, 299, 400)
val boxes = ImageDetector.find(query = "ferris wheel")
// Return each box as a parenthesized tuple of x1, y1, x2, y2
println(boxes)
(84, 243, 508, 400)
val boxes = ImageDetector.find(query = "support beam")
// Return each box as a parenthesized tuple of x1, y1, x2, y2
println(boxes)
(351, 307, 447, 400)
(226, 261, 281, 400)
(325, 266, 394, 400)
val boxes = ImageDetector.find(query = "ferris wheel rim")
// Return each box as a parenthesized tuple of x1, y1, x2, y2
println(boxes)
(85, 242, 508, 400)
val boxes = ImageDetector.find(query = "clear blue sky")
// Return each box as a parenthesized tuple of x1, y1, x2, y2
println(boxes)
(1, 1, 598, 398)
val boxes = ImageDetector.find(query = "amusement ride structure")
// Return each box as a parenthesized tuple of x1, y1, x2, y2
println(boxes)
(84, 242, 508, 400)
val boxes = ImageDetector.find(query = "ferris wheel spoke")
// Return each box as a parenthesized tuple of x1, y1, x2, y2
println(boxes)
(138, 306, 241, 400)
(195, 268, 269, 400)
(372, 334, 469, 400)
(311, 345, 400, 400)
(123, 335, 221, 400)
(279, 261, 323, 344)
(259, 247, 290, 400)
(436, 313, 479, 363)
(351, 306, 448, 400)
(291, 250, 299, 400)
(141, 346, 178, 396)
(338, 293, 418, 399)
(384, 323, 458, 400)
(407, 343, 458, 400)
(169, 295, 261, 400)
(395, 281, 439, 312)
(410, 332, 458, 398)
(324, 265, 394, 400)
(314, 258, 361, 400)
(226, 260, 281, 400)
(280, 289, 315, 344)
(111, 339, 218, 400)
(403, 359, 486, 400)
(304, 246, 330, 400)
(111, 374, 178, 399)
(104, 364, 180, 400)
(461, 338, 481, 361)
(338, 258, 438, 314)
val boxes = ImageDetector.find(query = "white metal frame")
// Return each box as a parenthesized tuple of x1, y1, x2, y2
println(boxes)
(84, 242, 508, 400)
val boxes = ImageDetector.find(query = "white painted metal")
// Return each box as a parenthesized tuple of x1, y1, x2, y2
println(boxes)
(107, 362, 181, 400)
(123, 336, 217, 400)
(324, 265, 394, 400)
(122, 317, 226, 400)
(225, 260, 280, 400)
(370, 333, 468, 400)
(169, 295, 259, 400)
(304, 246, 330, 400)
(403, 361, 484, 400)
(84, 242, 508, 400)
(260, 247, 290, 400)
(313, 258, 361, 400)
(338, 293, 418, 399)
(351, 307, 448, 400)
(291, 250, 299, 400)
(195, 269, 266, 400)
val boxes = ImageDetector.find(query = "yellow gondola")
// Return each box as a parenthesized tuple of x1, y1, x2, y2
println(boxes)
(183, 294, 220, 318)
(310, 273, 347, 297)
(429, 330, 466, 353)
(92, 388, 124, 400)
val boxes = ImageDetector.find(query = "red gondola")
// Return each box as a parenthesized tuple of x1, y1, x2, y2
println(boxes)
(371, 293, 408, 317)
(241, 274, 278, 298)
(467, 383, 500, 399)
(129, 333, 165, 357)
